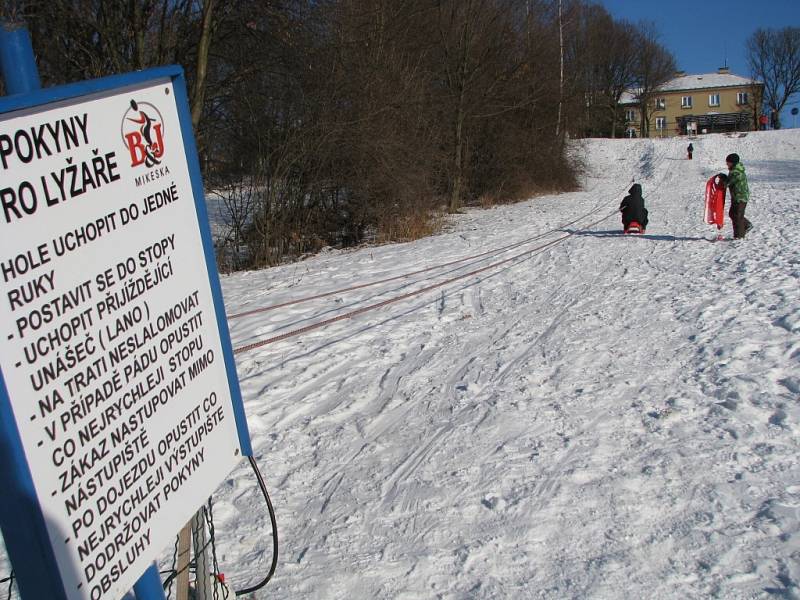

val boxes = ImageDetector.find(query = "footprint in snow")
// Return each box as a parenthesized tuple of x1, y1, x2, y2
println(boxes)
(481, 494, 505, 511)
(778, 377, 800, 395)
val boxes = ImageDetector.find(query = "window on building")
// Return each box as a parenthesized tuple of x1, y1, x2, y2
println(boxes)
(625, 128, 637, 138)
(681, 96, 693, 108)
(708, 94, 720, 107)
(655, 98, 666, 110)
(737, 92, 749, 105)
(655, 117, 666, 130)
(625, 109, 636, 122)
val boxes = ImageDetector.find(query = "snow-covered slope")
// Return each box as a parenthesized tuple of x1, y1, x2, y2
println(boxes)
(213, 129, 800, 599)
(4, 130, 799, 599)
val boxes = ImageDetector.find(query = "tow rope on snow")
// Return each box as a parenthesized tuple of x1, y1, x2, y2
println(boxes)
(232, 210, 619, 355)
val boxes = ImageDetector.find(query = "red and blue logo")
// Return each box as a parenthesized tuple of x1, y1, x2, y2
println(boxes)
(121, 99, 165, 168)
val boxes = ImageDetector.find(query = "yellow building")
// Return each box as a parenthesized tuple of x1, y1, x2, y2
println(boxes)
(620, 67, 764, 138)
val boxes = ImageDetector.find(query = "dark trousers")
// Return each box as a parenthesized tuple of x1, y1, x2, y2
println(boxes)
(729, 201, 751, 239)
(688, 152, 692, 159)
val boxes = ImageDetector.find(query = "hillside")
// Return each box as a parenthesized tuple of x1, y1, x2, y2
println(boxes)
(207, 129, 800, 599)
(3, 129, 799, 599)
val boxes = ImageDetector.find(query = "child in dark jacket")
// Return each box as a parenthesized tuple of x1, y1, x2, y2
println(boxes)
(619, 183, 649, 233)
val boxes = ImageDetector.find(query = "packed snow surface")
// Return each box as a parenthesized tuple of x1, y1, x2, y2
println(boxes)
(210, 130, 800, 599)
(6, 130, 800, 599)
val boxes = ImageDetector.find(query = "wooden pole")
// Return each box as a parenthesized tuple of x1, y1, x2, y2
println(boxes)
(175, 522, 192, 600)
(192, 509, 212, 600)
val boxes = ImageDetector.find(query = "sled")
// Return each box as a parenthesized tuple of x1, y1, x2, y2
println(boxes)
(624, 221, 644, 234)
(704, 175, 725, 232)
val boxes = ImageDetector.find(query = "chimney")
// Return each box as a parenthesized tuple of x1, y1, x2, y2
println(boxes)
(718, 67, 730, 74)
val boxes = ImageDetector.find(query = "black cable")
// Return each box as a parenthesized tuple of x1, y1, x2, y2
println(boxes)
(162, 537, 215, 590)
(164, 531, 179, 599)
(205, 500, 228, 599)
(234, 456, 278, 596)
(4, 571, 13, 600)
(160, 455, 278, 597)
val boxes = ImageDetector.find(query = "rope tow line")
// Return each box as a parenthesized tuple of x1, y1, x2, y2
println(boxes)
(227, 202, 615, 320)
(232, 209, 618, 355)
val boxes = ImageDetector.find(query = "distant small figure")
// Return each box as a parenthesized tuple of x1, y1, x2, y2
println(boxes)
(759, 114, 768, 131)
(620, 183, 649, 234)
(687, 143, 694, 160)
(719, 153, 752, 239)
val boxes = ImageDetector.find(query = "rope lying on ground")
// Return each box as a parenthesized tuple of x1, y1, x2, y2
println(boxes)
(233, 210, 618, 354)
(227, 203, 613, 320)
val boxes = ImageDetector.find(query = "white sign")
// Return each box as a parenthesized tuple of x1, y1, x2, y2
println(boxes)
(0, 79, 242, 600)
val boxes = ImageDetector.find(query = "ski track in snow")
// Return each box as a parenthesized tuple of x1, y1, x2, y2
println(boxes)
(3, 131, 799, 599)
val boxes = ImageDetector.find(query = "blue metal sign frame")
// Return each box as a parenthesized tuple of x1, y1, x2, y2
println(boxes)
(0, 65, 252, 599)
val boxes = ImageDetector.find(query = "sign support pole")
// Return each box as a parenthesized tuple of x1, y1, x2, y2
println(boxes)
(176, 522, 192, 600)
(0, 21, 41, 94)
(191, 510, 212, 600)
(0, 20, 166, 600)
(133, 564, 167, 600)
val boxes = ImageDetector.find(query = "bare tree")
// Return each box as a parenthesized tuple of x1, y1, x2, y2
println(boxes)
(596, 19, 638, 138)
(433, 0, 520, 212)
(191, 0, 217, 130)
(566, 5, 637, 138)
(210, 180, 258, 272)
(747, 27, 800, 129)
(631, 21, 676, 138)
(4, 0, 589, 271)
(555, 0, 563, 138)
(8, 0, 222, 139)
(748, 81, 765, 130)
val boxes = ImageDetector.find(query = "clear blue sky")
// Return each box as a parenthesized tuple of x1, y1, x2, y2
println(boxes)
(598, 0, 800, 126)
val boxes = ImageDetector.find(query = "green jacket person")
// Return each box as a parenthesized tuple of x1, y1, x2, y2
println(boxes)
(723, 153, 752, 239)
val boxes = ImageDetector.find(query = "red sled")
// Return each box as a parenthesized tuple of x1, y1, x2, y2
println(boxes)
(705, 175, 725, 230)
(624, 221, 645, 234)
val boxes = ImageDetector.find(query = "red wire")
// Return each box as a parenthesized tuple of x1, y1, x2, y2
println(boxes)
(227, 205, 609, 320)
(232, 210, 617, 354)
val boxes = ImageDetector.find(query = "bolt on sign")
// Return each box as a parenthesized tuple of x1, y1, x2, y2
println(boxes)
(0, 67, 252, 600)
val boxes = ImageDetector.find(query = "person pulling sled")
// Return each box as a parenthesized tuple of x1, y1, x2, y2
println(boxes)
(620, 183, 649, 234)
(718, 153, 752, 239)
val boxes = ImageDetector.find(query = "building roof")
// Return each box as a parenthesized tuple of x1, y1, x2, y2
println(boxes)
(619, 71, 761, 104)
(659, 72, 758, 92)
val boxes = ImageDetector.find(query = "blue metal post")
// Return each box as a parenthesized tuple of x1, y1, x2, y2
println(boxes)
(0, 21, 41, 94)
(133, 564, 167, 600)
(0, 22, 166, 600)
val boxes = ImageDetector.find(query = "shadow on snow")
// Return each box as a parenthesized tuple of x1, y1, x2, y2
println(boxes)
(563, 229, 712, 242)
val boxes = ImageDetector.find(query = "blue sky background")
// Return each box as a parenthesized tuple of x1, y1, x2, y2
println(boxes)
(598, 0, 800, 127)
